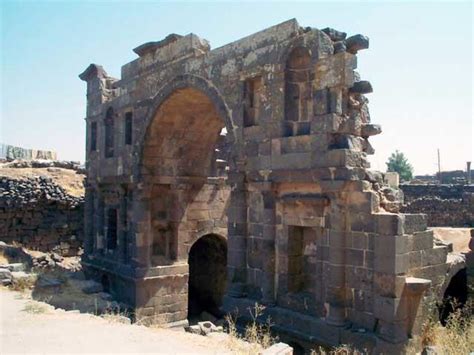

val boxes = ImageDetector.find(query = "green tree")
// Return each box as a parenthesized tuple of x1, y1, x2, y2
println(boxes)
(386, 150, 414, 181)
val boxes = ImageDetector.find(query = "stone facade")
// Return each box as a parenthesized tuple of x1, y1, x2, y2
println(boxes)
(79, 19, 465, 352)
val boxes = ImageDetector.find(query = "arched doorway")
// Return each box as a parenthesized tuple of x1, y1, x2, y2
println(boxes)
(439, 268, 468, 325)
(188, 234, 227, 321)
(140, 86, 227, 264)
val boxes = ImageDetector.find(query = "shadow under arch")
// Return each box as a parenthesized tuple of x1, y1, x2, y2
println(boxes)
(134, 74, 235, 181)
(187, 233, 227, 322)
(439, 268, 468, 325)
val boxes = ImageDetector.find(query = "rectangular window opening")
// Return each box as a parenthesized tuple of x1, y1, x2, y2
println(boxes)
(287, 226, 316, 293)
(106, 208, 118, 250)
(243, 76, 262, 127)
(125, 112, 133, 145)
(90, 122, 97, 152)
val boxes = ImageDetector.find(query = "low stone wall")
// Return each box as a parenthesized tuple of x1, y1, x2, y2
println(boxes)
(401, 184, 474, 227)
(0, 176, 84, 255)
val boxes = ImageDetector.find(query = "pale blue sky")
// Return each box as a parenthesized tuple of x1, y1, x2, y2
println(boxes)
(1, 0, 472, 174)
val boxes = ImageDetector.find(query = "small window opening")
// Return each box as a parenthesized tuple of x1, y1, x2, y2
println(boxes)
(284, 47, 312, 136)
(243, 76, 262, 127)
(105, 107, 115, 158)
(106, 208, 118, 250)
(125, 112, 133, 145)
(90, 122, 97, 152)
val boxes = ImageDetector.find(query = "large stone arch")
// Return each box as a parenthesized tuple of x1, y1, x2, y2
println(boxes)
(131, 75, 232, 268)
(134, 74, 236, 180)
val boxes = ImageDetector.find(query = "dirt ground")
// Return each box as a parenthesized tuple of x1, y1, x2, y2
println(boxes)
(0, 166, 84, 197)
(431, 227, 472, 253)
(0, 288, 243, 354)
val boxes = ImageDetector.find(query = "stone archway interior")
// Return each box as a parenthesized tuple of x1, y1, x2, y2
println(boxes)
(141, 87, 227, 264)
(439, 268, 468, 325)
(142, 87, 225, 178)
(188, 234, 227, 321)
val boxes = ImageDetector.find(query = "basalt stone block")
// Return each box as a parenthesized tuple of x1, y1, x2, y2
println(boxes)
(403, 214, 427, 234)
(322, 27, 347, 41)
(374, 273, 406, 298)
(313, 89, 329, 115)
(350, 81, 373, 94)
(345, 34, 370, 54)
(375, 235, 409, 256)
(408, 230, 434, 251)
(374, 252, 409, 275)
(408, 250, 422, 270)
(376, 319, 409, 344)
(421, 246, 448, 267)
(361, 124, 382, 137)
(333, 41, 346, 54)
(311, 113, 343, 134)
(373, 296, 406, 323)
(296, 121, 311, 136)
(375, 214, 404, 236)
(328, 89, 342, 114)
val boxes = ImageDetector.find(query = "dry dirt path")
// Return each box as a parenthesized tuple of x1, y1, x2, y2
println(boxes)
(0, 289, 238, 354)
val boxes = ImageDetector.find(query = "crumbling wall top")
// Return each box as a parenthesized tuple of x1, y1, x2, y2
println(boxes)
(209, 18, 299, 59)
(121, 33, 210, 80)
(133, 34, 184, 56)
(79, 64, 108, 82)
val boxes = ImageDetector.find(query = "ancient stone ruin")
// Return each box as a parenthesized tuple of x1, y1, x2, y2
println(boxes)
(79, 19, 466, 352)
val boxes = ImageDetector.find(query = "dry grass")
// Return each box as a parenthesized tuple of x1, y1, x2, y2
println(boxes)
(0, 250, 10, 265)
(225, 303, 278, 354)
(311, 345, 365, 355)
(10, 274, 37, 292)
(100, 303, 131, 324)
(419, 299, 474, 355)
(22, 300, 52, 314)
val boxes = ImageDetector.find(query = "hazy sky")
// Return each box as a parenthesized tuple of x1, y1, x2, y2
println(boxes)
(1, 0, 472, 175)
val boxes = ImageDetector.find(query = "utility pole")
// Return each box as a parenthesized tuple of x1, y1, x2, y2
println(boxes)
(437, 149, 442, 184)
(467, 161, 471, 184)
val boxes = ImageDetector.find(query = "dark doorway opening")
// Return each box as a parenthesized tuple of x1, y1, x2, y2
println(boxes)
(439, 268, 468, 325)
(101, 274, 110, 293)
(188, 234, 227, 322)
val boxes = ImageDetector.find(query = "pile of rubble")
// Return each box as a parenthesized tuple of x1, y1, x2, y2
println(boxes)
(401, 184, 474, 227)
(0, 175, 83, 208)
(0, 261, 32, 286)
(185, 321, 223, 336)
(0, 176, 84, 255)
(0, 241, 82, 286)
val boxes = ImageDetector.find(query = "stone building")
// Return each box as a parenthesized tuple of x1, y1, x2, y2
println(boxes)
(79, 19, 466, 352)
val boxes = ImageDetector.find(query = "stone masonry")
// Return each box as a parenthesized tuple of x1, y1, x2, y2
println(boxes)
(0, 176, 83, 255)
(79, 19, 466, 352)
(401, 184, 474, 227)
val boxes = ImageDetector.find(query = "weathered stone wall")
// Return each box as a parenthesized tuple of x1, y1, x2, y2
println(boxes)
(401, 184, 474, 227)
(0, 176, 84, 255)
